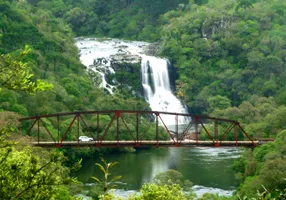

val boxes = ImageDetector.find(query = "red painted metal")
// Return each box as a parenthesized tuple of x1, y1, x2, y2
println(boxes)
(79, 115, 94, 139)
(99, 112, 116, 144)
(19, 110, 258, 148)
(179, 120, 193, 141)
(60, 115, 77, 144)
(39, 118, 56, 142)
(158, 115, 177, 146)
(219, 123, 235, 144)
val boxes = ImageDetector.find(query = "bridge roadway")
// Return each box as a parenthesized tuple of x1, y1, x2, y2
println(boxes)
(31, 140, 260, 148)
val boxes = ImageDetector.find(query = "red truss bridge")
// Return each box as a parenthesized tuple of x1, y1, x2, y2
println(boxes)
(19, 110, 262, 148)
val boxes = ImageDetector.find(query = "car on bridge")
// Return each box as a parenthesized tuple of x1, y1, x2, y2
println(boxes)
(78, 136, 94, 141)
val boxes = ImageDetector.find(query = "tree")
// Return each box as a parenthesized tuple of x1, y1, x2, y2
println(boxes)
(207, 95, 231, 113)
(65, 7, 87, 33)
(0, 146, 77, 199)
(234, 130, 286, 198)
(199, 193, 230, 200)
(0, 46, 53, 94)
(235, 0, 254, 11)
(0, 32, 77, 198)
(152, 169, 193, 191)
(259, 158, 286, 191)
(0, 110, 78, 199)
(128, 183, 190, 200)
(0, 112, 78, 199)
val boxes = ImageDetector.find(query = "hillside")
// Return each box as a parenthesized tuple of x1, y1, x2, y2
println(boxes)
(0, 0, 150, 117)
(158, 0, 286, 138)
(0, 0, 286, 199)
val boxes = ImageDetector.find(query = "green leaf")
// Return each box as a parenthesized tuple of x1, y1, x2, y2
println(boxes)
(95, 163, 106, 174)
(111, 175, 122, 182)
(109, 162, 119, 168)
(91, 176, 101, 183)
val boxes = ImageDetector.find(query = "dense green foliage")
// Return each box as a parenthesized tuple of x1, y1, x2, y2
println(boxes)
(0, 36, 78, 199)
(25, 0, 209, 41)
(159, 0, 286, 114)
(0, 0, 286, 199)
(0, 45, 53, 94)
(0, 0, 152, 190)
(156, 0, 286, 141)
(156, 1, 286, 198)
(0, 112, 77, 199)
(0, 0, 150, 115)
(128, 183, 189, 200)
(232, 130, 286, 199)
(0, 145, 76, 199)
(0, 0, 151, 147)
(152, 169, 193, 191)
(32, 0, 190, 41)
(128, 170, 195, 199)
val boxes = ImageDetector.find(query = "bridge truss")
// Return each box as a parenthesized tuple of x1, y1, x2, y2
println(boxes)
(19, 110, 257, 148)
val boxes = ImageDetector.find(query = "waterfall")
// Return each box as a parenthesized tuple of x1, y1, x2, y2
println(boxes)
(75, 38, 189, 125)
(141, 56, 188, 125)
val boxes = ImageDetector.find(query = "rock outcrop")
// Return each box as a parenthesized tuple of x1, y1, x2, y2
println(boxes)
(110, 53, 142, 73)
(105, 51, 143, 95)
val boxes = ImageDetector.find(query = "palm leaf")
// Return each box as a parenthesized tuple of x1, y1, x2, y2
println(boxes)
(91, 176, 101, 183)
(111, 175, 122, 182)
(109, 162, 119, 168)
(95, 163, 106, 174)
(100, 157, 108, 166)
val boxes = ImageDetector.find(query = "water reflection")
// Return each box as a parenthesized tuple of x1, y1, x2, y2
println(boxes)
(74, 147, 244, 191)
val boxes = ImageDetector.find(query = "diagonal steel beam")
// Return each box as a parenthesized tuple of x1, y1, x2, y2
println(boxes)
(39, 118, 56, 142)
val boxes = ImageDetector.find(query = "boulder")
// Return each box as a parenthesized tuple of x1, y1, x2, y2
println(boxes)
(111, 53, 141, 64)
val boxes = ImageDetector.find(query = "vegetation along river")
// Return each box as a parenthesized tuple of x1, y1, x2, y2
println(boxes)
(75, 147, 244, 197)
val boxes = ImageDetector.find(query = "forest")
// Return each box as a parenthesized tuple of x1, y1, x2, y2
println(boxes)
(0, 0, 285, 199)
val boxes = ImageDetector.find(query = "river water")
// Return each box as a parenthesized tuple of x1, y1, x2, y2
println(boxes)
(75, 147, 243, 198)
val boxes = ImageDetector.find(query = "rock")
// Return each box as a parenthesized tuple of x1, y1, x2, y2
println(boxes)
(110, 53, 142, 65)
(110, 52, 142, 74)
(142, 42, 160, 56)
(101, 52, 143, 94)
(118, 45, 128, 49)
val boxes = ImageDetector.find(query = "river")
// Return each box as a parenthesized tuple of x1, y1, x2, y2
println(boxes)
(75, 147, 243, 198)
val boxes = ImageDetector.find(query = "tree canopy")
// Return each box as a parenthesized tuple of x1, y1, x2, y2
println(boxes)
(0, 0, 286, 199)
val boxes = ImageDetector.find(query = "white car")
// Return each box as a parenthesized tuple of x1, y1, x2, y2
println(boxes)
(78, 136, 94, 141)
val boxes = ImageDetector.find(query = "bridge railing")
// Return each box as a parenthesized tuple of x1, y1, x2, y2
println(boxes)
(19, 110, 257, 148)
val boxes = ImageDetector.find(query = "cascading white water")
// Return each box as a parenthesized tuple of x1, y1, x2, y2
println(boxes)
(141, 56, 188, 125)
(75, 38, 188, 125)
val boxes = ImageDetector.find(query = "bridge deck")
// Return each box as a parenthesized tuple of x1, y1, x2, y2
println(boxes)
(31, 140, 259, 148)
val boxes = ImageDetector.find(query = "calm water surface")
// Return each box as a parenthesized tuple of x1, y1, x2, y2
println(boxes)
(75, 147, 243, 195)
